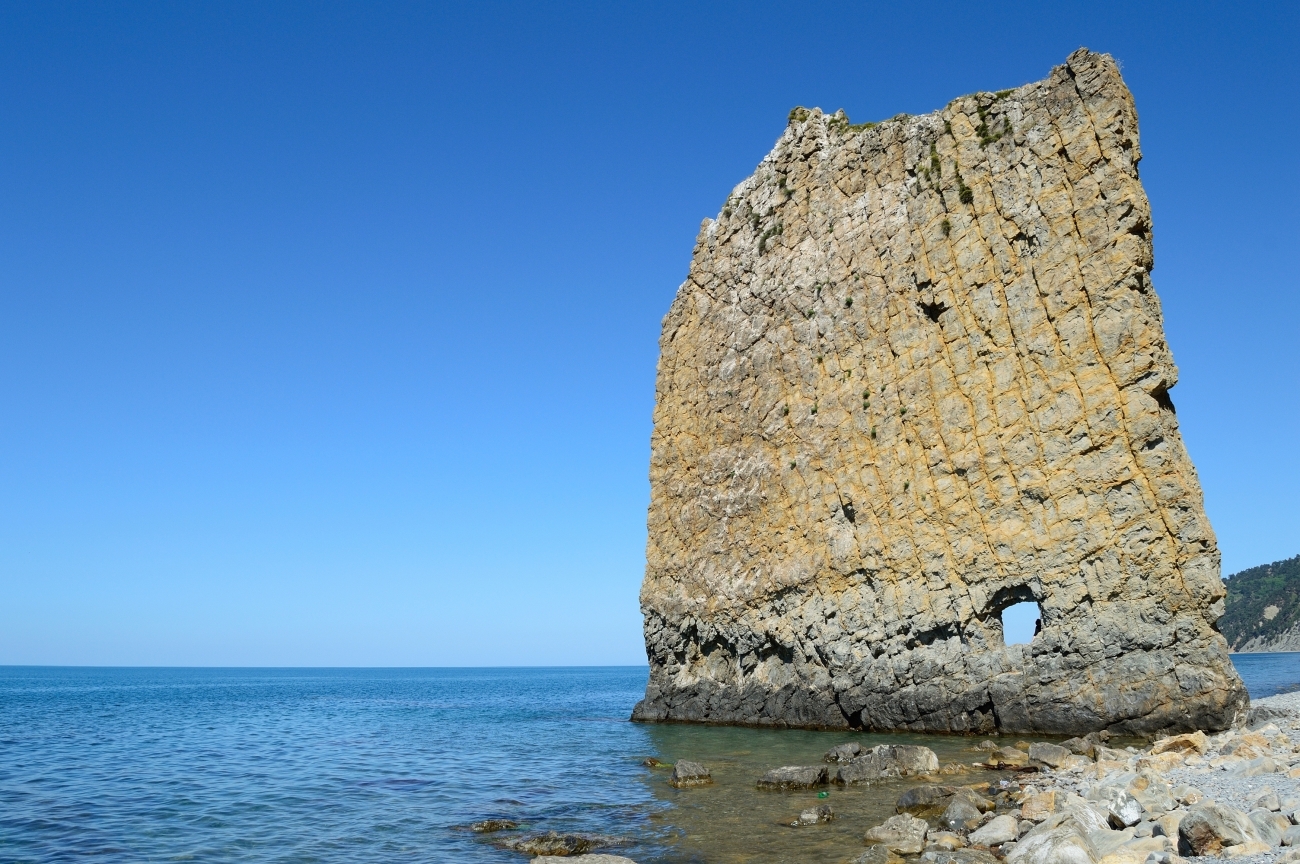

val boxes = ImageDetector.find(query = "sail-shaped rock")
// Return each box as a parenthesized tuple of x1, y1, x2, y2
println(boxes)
(633, 49, 1247, 734)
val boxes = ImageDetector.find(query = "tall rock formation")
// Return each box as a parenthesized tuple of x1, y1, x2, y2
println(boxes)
(633, 49, 1247, 735)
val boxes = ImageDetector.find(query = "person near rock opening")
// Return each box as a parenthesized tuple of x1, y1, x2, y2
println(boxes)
(1033, 619, 1042, 636)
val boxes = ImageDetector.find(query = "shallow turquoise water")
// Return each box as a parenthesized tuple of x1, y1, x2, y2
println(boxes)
(0, 656, 1294, 863)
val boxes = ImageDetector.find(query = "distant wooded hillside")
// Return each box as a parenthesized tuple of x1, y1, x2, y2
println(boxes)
(1220, 554, 1300, 652)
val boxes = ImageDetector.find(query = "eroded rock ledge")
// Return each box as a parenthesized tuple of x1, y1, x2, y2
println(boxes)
(633, 48, 1246, 735)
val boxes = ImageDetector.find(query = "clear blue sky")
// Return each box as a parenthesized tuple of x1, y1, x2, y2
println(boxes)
(1, 1, 1295, 665)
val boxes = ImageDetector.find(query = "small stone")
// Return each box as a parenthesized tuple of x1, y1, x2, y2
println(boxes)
(1108, 792, 1146, 828)
(1062, 737, 1095, 758)
(1282, 825, 1300, 846)
(941, 795, 983, 832)
(1250, 789, 1280, 812)
(825, 742, 864, 763)
(1150, 732, 1209, 756)
(792, 803, 834, 826)
(1222, 841, 1271, 857)
(923, 851, 1000, 864)
(970, 815, 1019, 847)
(928, 832, 967, 851)
(1021, 789, 1057, 822)
(864, 813, 930, 854)
(1248, 809, 1289, 845)
(669, 760, 713, 788)
(991, 747, 1030, 769)
(1228, 756, 1278, 776)
(975, 740, 999, 752)
(855, 846, 904, 864)
(757, 765, 828, 790)
(1029, 743, 1072, 769)
(1288, 764, 1300, 779)
(1281, 797, 1300, 812)
(896, 784, 957, 817)
(1018, 820, 1034, 837)
(1153, 811, 1185, 839)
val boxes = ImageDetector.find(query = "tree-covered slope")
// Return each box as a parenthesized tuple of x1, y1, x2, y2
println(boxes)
(1220, 554, 1300, 651)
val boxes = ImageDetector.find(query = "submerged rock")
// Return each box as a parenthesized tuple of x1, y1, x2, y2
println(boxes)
(757, 765, 828, 790)
(668, 760, 712, 788)
(499, 832, 626, 857)
(470, 819, 519, 833)
(791, 803, 834, 826)
(534, 857, 638, 864)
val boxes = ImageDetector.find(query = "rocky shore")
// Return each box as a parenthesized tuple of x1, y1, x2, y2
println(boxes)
(472, 693, 1300, 863)
(837, 691, 1300, 864)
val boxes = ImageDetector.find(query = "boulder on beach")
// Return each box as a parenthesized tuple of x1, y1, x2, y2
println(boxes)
(864, 813, 930, 855)
(854, 845, 904, 864)
(1178, 803, 1264, 856)
(1028, 743, 1071, 769)
(896, 784, 959, 818)
(922, 850, 999, 864)
(668, 760, 712, 788)
(970, 815, 1019, 847)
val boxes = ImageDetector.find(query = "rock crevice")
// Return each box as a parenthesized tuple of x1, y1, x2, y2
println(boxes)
(633, 49, 1247, 735)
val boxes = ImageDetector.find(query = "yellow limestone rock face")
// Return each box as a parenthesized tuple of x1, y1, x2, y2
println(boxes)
(632, 49, 1247, 735)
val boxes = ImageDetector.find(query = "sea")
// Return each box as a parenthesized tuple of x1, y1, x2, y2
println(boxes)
(1, 655, 1296, 864)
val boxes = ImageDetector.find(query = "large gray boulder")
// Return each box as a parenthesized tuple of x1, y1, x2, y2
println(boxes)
(864, 814, 930, 855)
(837, 745, 940, 784)
(756, 764, 828, 789)
(1178, 803, 1264, 856)
(970, 815, 1019, 847)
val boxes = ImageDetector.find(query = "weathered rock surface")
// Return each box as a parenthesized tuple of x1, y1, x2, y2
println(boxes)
(756, 764, 829, 789)
(791, 803, 834, 826)
(865, 813, 931, 854)
(837, 744, 940, 784)
(1178, 803, 1263, 855)
(668, 760, 712, 788)
(633, 46, 1246, 735)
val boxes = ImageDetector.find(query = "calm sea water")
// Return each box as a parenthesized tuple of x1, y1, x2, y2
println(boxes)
(1, 656, 1295, 864)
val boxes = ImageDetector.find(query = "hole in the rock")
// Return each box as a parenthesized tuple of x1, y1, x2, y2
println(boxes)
(1001, 600, 1042, 645)
(918, 300, 948, 322)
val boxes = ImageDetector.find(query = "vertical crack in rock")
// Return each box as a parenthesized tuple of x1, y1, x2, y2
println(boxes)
(632, 48, 1248, 735)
